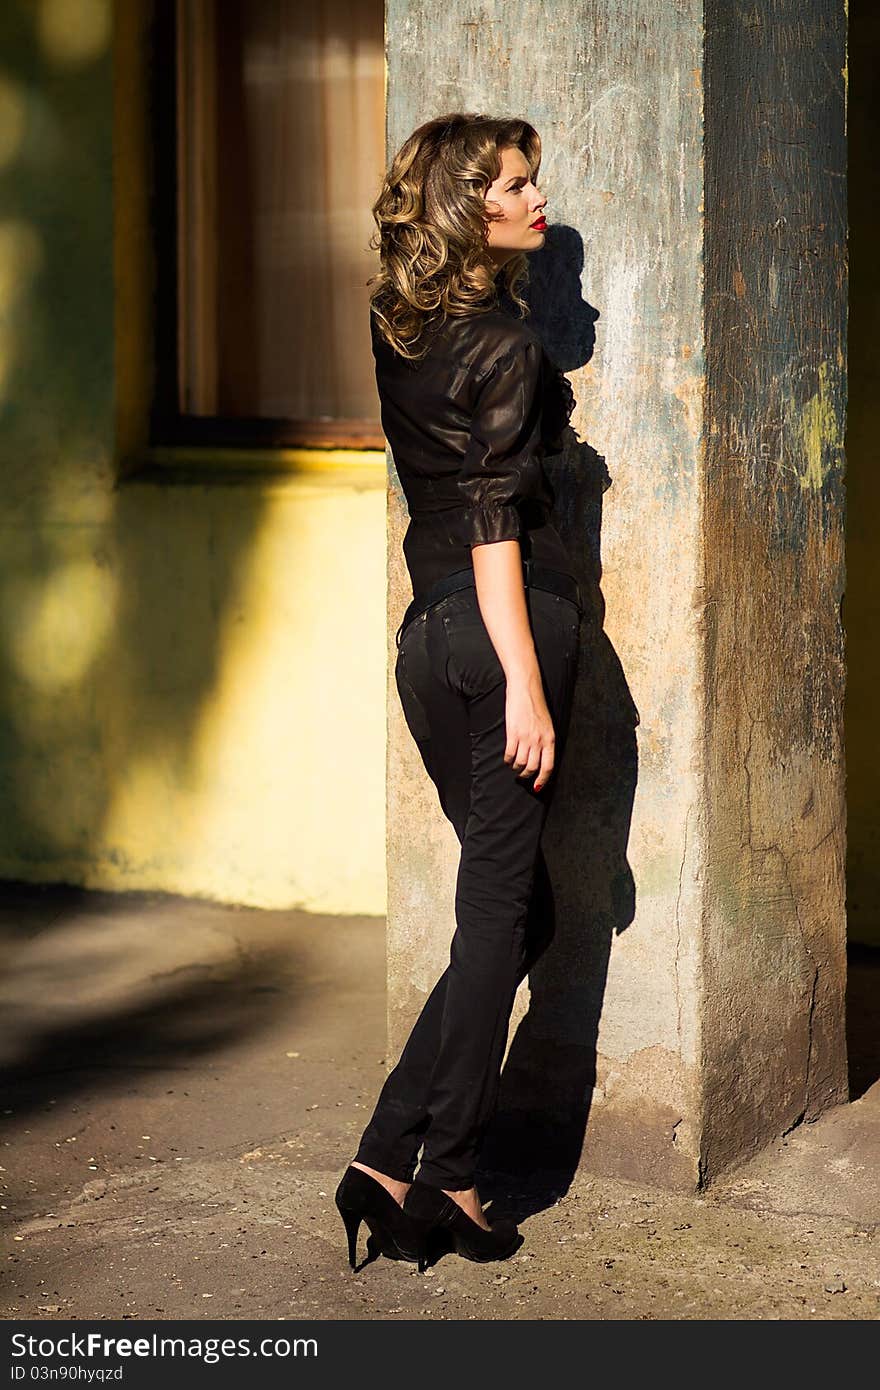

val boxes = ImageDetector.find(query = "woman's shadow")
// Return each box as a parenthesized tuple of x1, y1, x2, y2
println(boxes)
(479, 228, 641, 1218)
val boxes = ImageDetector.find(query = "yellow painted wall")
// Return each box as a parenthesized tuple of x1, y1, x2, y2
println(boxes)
(0, 1, 388, 915)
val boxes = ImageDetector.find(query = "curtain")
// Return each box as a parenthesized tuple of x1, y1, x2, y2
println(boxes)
(177, 0, 386, 428)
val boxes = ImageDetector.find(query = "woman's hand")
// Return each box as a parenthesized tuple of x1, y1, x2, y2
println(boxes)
(470, 538, 556, 793)
(504, 670, 556, 792)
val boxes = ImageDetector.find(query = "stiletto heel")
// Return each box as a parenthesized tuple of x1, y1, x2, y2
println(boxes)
(404, 1178, 522, 1267)
(337, 1204, 362, 1269)
(334, 1165, 422, 1269)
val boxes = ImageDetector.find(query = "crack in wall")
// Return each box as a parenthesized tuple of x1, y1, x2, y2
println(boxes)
(766, 841, 820, 1125)
(739, 695, 765, 851)
(673, 803, 693, 1060)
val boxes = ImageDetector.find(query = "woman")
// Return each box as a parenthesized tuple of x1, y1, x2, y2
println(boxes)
(335, 113, 582, 1273)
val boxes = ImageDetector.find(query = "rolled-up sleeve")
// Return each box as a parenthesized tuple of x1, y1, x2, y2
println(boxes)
(457, 338, 545, 548)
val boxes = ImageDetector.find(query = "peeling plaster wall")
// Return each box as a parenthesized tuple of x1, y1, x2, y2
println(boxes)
(385, 0, 707, 1187)
(385, 0, 849, 1189)
(700, 0, 849, 1176)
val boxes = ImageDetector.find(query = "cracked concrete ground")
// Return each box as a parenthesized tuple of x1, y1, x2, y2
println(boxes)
(0, 883, 878, 1322)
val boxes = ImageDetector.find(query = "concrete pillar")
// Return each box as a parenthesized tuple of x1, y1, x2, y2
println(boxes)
(384, 0, 847, 1189)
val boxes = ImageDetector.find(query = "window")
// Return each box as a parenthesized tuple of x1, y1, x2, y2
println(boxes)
(150, 0, 386, 450)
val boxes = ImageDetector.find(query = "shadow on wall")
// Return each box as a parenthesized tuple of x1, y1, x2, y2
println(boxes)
(483, 228, 642, 1210)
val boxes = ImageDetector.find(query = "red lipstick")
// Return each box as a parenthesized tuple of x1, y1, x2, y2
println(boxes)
(530, 216, 547, 230)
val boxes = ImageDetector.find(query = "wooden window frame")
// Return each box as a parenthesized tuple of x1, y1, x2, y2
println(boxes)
(148, 0, 384, 453)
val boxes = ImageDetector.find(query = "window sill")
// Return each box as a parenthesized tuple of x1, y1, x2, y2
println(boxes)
(117, 446, 388, 490)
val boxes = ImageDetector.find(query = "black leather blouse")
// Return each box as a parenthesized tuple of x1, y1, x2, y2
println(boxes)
(372, 305, 577, 601)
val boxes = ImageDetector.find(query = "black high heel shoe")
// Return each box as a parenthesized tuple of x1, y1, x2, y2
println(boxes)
(403, 1178, 523, 1272)
(334, 1165, 421, 1270)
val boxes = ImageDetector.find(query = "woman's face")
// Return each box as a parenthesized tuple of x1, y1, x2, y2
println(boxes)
(483, 144, 547, 267)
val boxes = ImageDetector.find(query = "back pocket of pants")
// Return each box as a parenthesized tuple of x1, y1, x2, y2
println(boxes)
(439, 601, 506, 700)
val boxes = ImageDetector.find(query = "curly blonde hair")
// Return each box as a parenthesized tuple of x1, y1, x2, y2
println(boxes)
(367, 113, 542, 360)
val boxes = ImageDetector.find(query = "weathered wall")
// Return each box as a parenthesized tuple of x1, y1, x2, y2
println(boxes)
(845, 0, 880, 947)
(385, 0, 707, 1187)
(700, 0, 849, 1176)
(0, 1, 387, 914)
(385, 0, 848, 1189)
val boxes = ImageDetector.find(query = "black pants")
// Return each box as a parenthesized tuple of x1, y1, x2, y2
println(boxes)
(354, 583, 582, 1190)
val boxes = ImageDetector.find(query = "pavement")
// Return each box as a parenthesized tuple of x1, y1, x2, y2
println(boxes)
(0, 882, 878, 1322)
